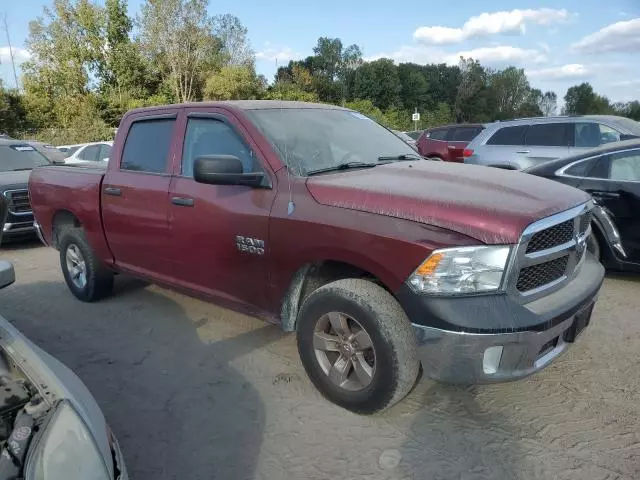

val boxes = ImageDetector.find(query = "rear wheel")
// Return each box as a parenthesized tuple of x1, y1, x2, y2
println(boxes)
(296, 279, 420, 414)
(59, 227, 114, 302)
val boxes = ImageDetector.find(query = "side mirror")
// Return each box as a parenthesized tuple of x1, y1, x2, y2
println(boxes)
(0, 262, 15, 290)
(193, 155, 267, 188)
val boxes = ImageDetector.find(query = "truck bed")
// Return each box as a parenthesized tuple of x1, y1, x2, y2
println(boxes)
(28, 165, 112, 263)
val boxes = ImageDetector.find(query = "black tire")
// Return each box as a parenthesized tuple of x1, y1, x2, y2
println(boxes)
(296, 279, 419, 414)
(59, 227, 114, 302)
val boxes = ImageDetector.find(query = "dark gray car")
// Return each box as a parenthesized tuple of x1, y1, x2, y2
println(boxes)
(464, 115, 640, 170)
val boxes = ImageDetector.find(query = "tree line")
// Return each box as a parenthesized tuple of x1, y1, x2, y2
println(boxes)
(1, 0, 639, 144)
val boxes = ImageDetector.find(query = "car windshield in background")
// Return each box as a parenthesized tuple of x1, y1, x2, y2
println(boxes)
(246, 108, 418, 175)
(0, 145, 50, 171)
(613, 117, 640, 136)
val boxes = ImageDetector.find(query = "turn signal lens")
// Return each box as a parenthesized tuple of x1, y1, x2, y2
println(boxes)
(415, 253, 444, 276)
(463, 148, 474, 157)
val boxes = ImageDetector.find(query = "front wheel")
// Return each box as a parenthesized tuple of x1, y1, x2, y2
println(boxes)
(59, 227, 114, 302)
(296, 279, 420, 414)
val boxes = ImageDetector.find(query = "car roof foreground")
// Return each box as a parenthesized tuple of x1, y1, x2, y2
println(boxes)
(124, 100, 350, 118)
(524, 138, 640, 175)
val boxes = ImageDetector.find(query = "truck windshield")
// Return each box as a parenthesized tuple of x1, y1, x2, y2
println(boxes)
(246, 108, 419, 175)
(0, 145, 50, 172)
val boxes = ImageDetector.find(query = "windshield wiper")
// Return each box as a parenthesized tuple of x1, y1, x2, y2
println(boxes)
(307, 162, 377, 176)
(11, 168, 33, 171)
(377, 153, 422, 162)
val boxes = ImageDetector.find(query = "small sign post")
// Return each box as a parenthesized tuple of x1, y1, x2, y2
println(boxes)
(412, 109, 420, 130)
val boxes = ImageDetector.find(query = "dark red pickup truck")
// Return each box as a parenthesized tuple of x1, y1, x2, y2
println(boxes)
(29, 101, 604, 414)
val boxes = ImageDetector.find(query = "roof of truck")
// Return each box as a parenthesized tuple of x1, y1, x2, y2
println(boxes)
(126, 100, 349, 116)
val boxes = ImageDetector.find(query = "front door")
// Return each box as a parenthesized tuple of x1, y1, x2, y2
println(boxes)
(101, 111, 179, 278)
(579, 148, 640, 263)
(168, 108, 276, 312)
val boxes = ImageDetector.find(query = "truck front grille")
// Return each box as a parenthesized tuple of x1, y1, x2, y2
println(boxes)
(525, 219, 573, 253)
(516, 255, 569, 292)
(3, 189, 32, 215)
(509, 202, 593, 301)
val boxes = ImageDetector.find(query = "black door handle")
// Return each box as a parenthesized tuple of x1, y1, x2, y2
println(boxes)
(590, 191, 620, 199)
(172, 197, 194, 207)
(103, 186, 121, 196)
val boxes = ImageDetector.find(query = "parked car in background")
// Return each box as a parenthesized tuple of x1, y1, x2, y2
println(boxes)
(392, 130, 418, 150)
(416, 124, 485, 162)
(464, 115, 640, 170)
(0, 139, 50, 242)
(64, 141, 113, 164)
(24, 140, 67, 165)
(0, 199, 128, 479)
(525, 139, 640, 273)
(30, 100, 604, 414)
(57, 144, 83, 157)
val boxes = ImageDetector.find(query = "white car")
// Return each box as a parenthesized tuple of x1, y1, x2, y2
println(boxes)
(61, 142, 113, 164)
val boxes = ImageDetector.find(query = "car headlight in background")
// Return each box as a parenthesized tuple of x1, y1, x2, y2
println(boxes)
(408, 246, 511, 294)
(27, 401, 110, 480)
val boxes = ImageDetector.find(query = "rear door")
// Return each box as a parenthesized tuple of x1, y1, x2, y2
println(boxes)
(167, 108, 276, 312)
(578, 148, 640, 263)
(101, 109, 180, 278)
(481, 125, 528, 168)
(446, 126, 483, 162)
(419, 128, 449, 159)
(522, 123, 572, 167)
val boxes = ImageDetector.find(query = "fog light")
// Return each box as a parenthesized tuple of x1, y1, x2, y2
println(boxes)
(2, 223, 10, 232)
(483, 346, 503, 374)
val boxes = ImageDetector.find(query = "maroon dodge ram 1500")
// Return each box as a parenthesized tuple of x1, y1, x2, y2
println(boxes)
(29, 101, 604, 414)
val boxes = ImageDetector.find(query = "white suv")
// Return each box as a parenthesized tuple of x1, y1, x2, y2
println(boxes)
(464, 115, 640, 170)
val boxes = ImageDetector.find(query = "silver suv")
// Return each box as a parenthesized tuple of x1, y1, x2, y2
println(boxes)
(464, 115, 640, 170)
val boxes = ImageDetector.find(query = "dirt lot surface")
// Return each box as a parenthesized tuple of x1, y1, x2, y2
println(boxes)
(1, 241, 639, 480)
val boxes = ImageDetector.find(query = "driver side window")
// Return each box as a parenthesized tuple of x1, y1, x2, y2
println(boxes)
(181, 118, 257, 177)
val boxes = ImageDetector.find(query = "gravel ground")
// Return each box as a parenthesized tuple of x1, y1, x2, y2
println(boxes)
(1, 241, 639, 480)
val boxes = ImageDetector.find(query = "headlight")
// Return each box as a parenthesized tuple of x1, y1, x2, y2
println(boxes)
(27, 401, 111, 480)
(408, 245, 511, 294)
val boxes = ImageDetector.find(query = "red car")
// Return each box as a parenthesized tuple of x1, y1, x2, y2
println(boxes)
(29, 101, 602, 414)
(417, 124, 485, 162)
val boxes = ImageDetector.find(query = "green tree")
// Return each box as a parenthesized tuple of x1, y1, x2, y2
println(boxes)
(455, 57, 493, 122)
(352, 58, 400, 110)
(489, 67, 532, 119)
(539, 91, 558, 116)
(203, 65, 264, 100)
(397, 63, 430, 113)
(138, 0, 223, 102)
(564, 82, 611, 115)
(212, 14, 253, 66)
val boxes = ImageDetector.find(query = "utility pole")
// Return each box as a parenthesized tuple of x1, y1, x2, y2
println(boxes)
(2, 13, 20, 90)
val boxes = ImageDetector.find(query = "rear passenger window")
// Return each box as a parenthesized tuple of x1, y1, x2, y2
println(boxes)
(486, 126, 527, 146)
(121, 119, 175, 173)
(564, 158, 596, 177)
(451, 127, 482, 142)
(181, 118, 256, 177)
(78, 145, 100, 161)
(429, 129, 448, 141)
(525, 123, 570, 147)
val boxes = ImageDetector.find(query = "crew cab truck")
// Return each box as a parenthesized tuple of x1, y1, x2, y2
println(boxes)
(29, 101, 605, 414)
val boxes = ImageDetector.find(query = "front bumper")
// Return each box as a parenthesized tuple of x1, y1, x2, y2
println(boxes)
(2, 212, 36, 240)
(402, 254, 604, 383)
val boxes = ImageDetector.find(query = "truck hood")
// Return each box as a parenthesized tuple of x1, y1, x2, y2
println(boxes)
(306, 161, 590, 244)
(0, 170, 31, 188)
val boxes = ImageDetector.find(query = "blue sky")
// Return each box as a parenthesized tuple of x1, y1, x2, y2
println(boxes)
(2, 0, 640, 103)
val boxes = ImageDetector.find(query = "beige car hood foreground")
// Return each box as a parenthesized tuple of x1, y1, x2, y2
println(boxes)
(306, 161, 590, 244)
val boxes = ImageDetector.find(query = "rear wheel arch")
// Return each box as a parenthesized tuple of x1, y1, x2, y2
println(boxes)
(280, 260, 394, 332)
(52, 210, 82, 249)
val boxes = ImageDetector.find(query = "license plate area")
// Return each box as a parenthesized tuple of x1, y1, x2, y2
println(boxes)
(563, 302, 594, 343)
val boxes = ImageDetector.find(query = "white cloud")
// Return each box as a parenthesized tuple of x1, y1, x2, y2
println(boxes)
(446, 46, 547, 65)
(0, 46, 30, 63)
(367, 45, 547, 67)
(413, 8, 570, 45)
(255, 42, 302, 63)
(526, 64, 591, 80)
(572, 18, 640, 54)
